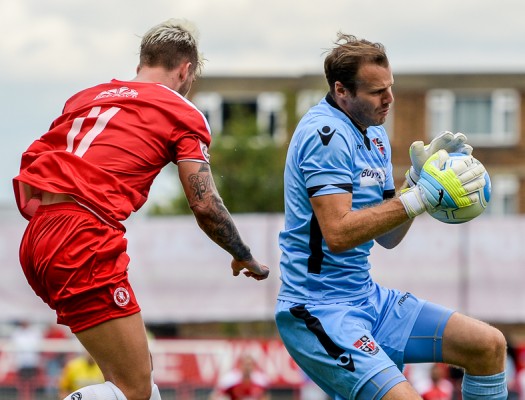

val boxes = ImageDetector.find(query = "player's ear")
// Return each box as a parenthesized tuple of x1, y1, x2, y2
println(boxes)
(179, 61, 192, 82)
(334, 81, 348, 98)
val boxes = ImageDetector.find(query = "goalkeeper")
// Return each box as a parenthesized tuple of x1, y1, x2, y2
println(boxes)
(276, 33, 507, 400)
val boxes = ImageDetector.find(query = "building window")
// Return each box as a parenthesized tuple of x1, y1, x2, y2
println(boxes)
(426, 89, 520, 146)
(191, 92, 223, 134)
(485, 174, 519, 215)
(192, 92, 285, 140)
(222, 98, 258, 135)
(257, 92, 287, 141)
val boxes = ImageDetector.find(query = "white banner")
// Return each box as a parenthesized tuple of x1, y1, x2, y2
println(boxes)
(2, 212, 525, 323)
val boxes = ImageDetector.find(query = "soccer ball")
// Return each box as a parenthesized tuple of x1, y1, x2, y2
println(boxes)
(429, 153, 491, 224)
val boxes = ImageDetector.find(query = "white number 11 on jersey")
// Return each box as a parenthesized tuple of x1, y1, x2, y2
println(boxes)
(65, 106, 120, 157)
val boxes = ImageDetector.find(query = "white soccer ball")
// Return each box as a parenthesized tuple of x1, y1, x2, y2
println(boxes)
(429, 153, 491, 224)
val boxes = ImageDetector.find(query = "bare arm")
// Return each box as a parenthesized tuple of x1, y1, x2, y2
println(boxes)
(178, 160, 269, 280)
(374, 217, 413, 249)
(310, 192, 411, 253)
(375, 180, 414, 249)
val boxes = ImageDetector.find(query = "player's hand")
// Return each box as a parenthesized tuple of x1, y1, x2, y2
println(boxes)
(399, 150, 486, 218)
(231, 258, 269, 281)
(405, 131, 473, 187)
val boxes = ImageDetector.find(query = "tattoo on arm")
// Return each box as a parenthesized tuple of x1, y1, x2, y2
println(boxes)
(186, 164, 252, 261)
(189, 173, 210, 200)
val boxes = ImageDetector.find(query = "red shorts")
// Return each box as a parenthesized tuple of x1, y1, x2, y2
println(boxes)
(19, 203, 141, 333)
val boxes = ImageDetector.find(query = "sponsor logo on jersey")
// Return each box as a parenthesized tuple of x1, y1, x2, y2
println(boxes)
(94, 87, 138, 100)
(353, 335, 380, 355)
(317, 125, 336, 146)
(359, 168, 385, 187)
(113, 287, 131, 307)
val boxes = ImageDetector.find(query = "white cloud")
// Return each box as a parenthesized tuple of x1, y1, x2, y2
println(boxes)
(2, 0, 525, 82)
(2, 0, 525, 203)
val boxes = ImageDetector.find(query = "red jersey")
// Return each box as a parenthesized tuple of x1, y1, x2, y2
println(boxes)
(217, 370, 269, 400)
(13, 80, 211, 229)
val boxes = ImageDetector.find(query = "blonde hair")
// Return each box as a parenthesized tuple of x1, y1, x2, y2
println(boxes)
(139, 18, 204, 76)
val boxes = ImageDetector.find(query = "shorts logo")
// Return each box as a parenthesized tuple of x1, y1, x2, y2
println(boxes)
(71, 393, 82, 400)
(398, 292, 410, 306)
(353, 335, 380, 355)
(113, 287, 130, 307)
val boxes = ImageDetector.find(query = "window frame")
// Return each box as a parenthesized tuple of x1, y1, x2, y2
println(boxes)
(426, 88, 520, 147)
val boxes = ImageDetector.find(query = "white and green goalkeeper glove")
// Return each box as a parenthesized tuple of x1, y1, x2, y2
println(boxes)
(405, 131, 473, 187)
(399, 150, 487, 219)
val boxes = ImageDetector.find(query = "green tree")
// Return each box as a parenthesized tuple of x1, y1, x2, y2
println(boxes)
(149, 104, 287, 215)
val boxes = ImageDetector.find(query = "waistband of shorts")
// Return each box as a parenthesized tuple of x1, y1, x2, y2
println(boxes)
(34, 202, 90, 215)
(34, 202, 126, 232)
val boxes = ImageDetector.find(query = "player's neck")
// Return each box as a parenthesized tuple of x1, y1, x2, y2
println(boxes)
(131, 66, 179, 91)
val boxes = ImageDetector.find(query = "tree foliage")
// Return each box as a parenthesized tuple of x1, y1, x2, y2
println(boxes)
(149, 104, 287, 215)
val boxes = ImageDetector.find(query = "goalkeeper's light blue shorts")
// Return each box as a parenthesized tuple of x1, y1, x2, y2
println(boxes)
(275, 283, 453, 400)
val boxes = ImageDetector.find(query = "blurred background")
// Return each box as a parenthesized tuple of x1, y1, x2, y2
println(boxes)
(1, 0, 525, 399)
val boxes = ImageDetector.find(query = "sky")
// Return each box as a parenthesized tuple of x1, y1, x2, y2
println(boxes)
(2, 0, 525, 207)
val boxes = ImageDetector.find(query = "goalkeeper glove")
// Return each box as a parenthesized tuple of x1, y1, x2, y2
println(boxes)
(399, 150, 487, 219)
(405, 131, 473, 187)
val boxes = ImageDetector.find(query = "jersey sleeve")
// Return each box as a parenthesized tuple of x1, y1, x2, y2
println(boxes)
(170, 107, 211, 164)
(297, 121, 355, 198)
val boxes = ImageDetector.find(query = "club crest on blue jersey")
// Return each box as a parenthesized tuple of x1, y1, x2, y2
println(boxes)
(317, 125, 336, 146)
(372, 137, 386, 158)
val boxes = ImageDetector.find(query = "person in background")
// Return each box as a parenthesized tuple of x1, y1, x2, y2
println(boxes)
(43, 324, 70, 398)
(10, 320, 43, 400)
(420, 364, 453, 400)
(58, 352, 104, 399)
(13, 18, 269, 400)
(209, 354, 270, 400)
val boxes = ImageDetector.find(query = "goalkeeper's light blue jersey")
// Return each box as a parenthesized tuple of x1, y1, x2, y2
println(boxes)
(278, 94, 395, 304)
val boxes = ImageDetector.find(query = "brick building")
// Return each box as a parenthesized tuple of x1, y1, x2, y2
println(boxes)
(190, 72, 525, 214)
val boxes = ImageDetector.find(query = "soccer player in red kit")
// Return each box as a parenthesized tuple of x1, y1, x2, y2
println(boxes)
(13, 19, 269, 400)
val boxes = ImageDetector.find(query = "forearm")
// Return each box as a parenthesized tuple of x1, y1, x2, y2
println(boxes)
(375, 212, 413, 249)
(179, 161, 253, 261)
(322, 198, 411, 253)
(191, 194, 252, 261)
(374, 181, 414, 248)
(346, 199, 410, 246)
